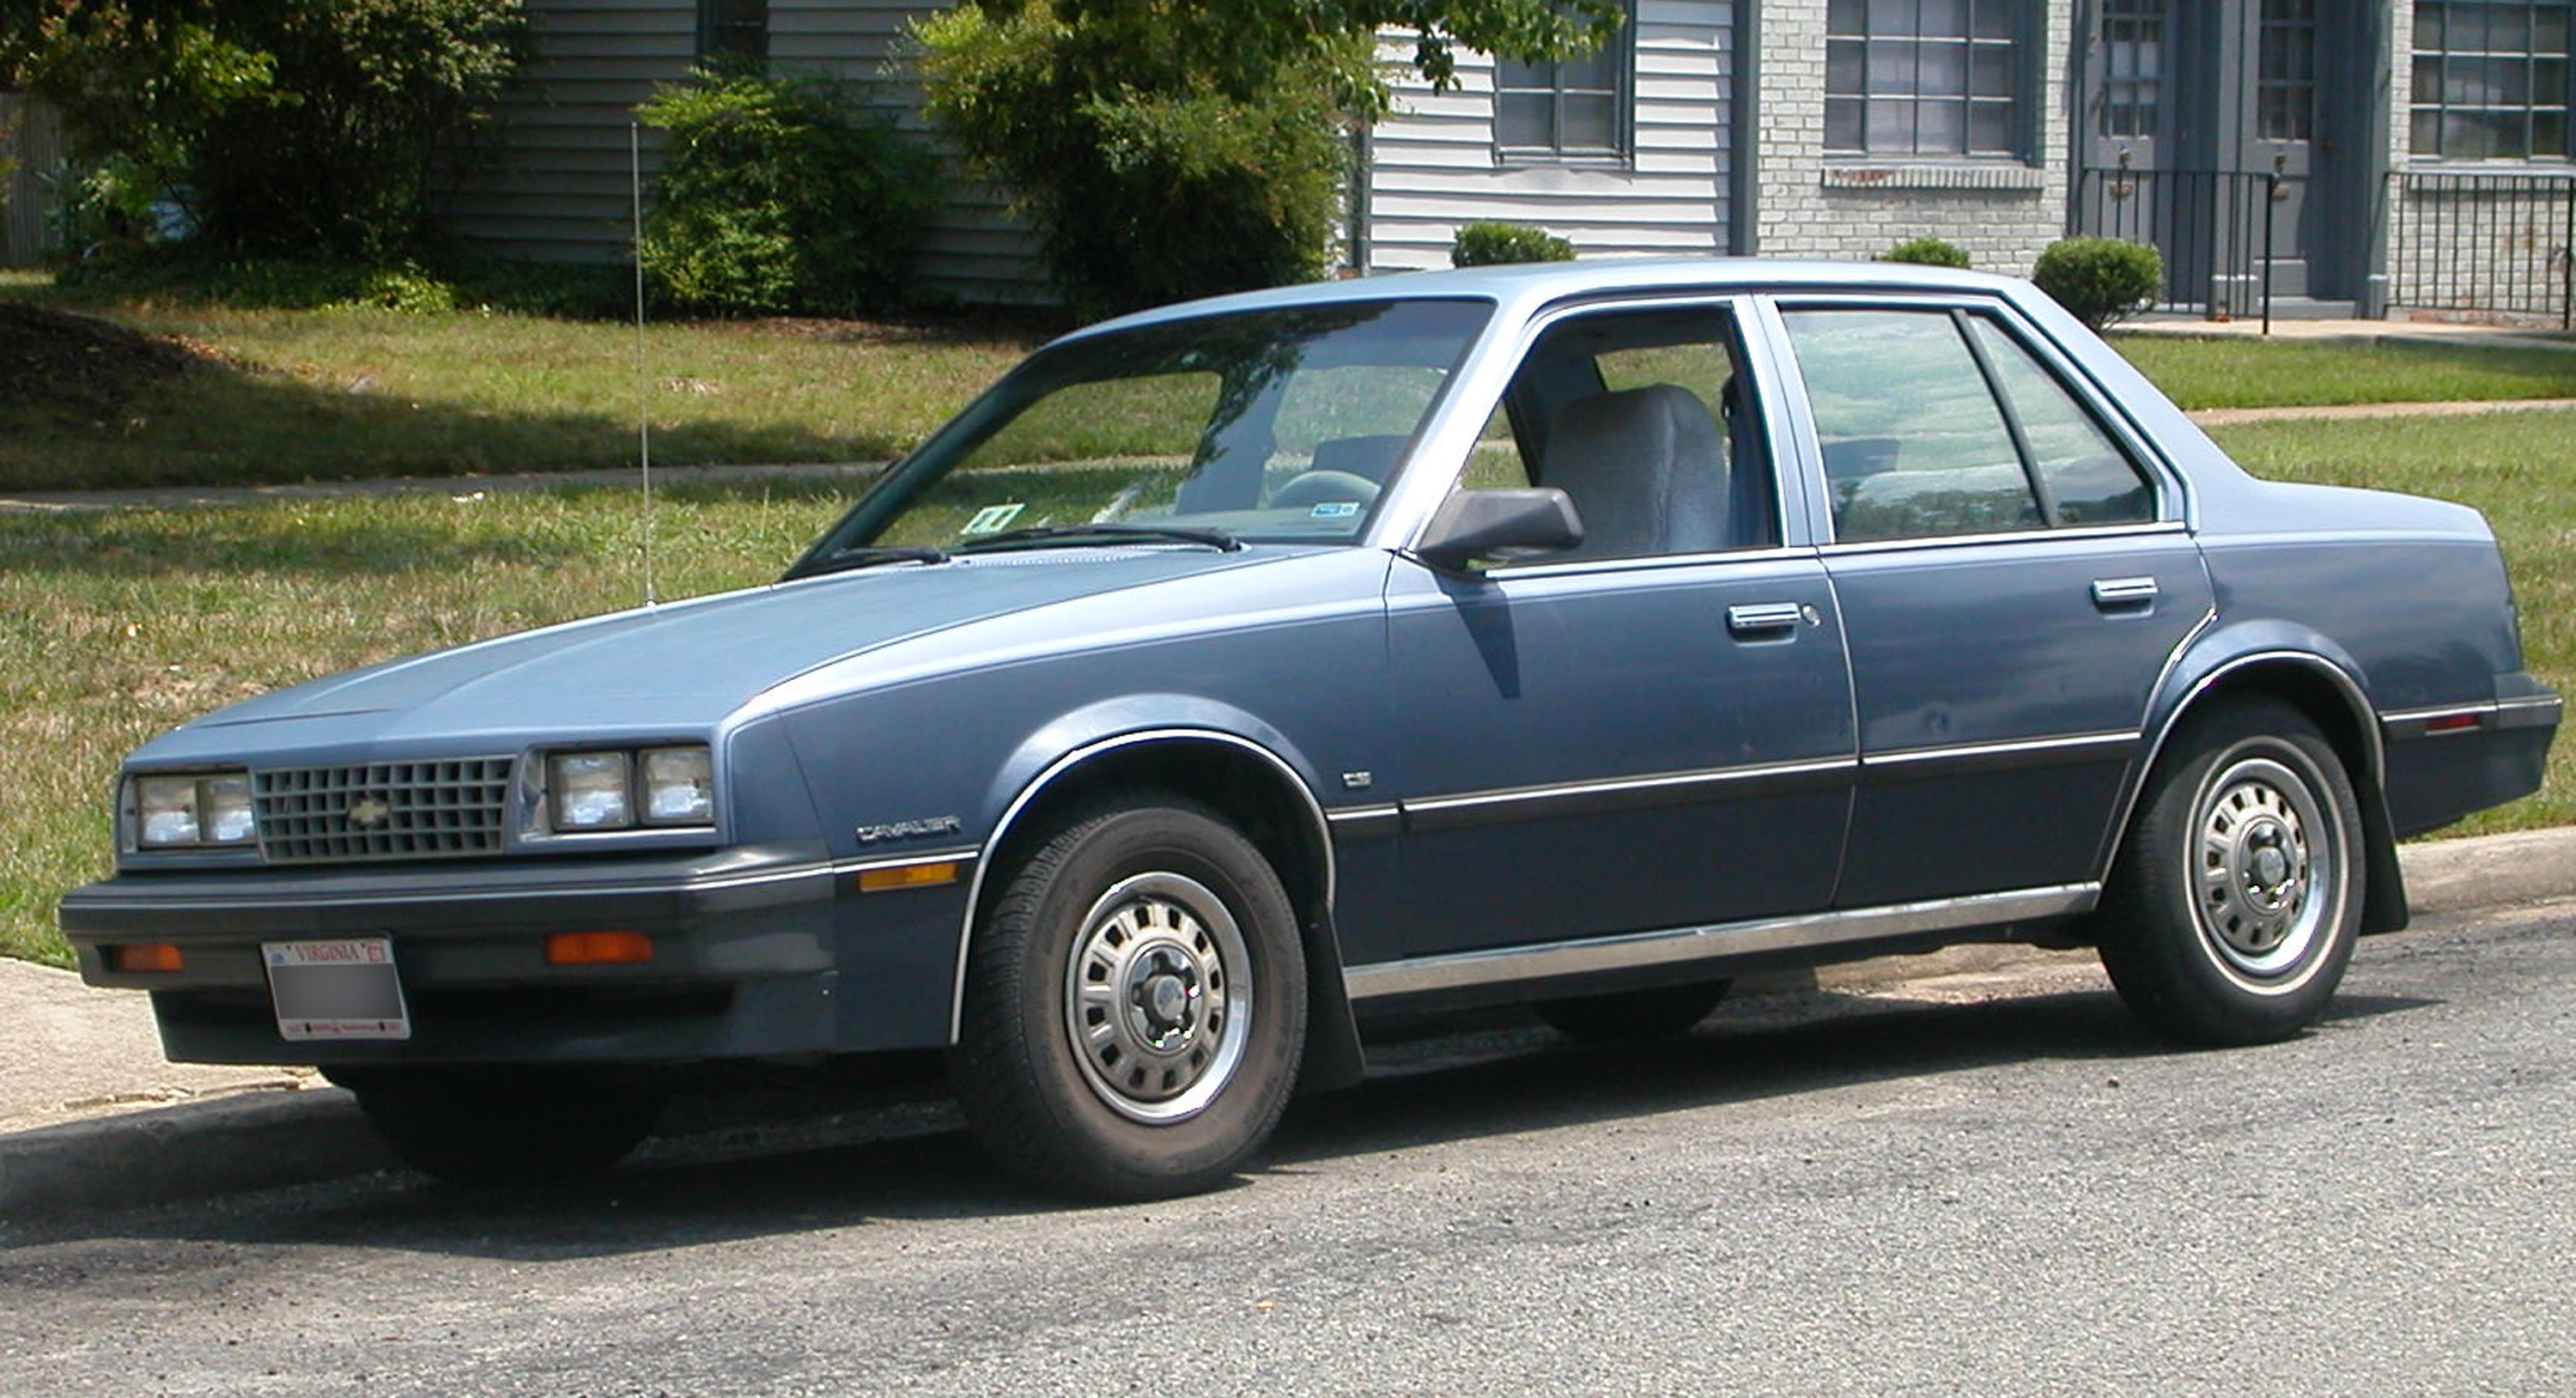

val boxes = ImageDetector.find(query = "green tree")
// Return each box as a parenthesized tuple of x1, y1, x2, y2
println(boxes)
(916, 0, 1623, 313)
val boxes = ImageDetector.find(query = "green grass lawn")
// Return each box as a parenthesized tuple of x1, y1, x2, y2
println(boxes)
(7, 270, 2576, 493)
(0, 271, 1042, 492)
(2112, 333, 2576, 410)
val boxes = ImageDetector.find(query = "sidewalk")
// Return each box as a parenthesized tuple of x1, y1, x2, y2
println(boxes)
(2123, 313, 2576, 354)
(8, 825, 2574, 1220)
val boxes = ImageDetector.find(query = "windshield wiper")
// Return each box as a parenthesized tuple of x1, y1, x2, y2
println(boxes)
(793, 544, 950, 579)
(957, 523, 1242, 553)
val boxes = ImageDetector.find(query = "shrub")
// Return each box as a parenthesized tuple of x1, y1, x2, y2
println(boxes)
(914, 3, 1348, 315)
(1879, 236, 1970, 269)
(6, 0, 528, 259)
(56, 251, 457, 312)
(1450, 222, 1576, 266)
(636, 65, 939, 318)
(2032, 236, 2163, 330)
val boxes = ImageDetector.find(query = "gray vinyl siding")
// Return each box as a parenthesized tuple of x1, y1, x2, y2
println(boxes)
(441, 0, 1048, 303)
(766, 1, 1046, 301)
(1360, 0, 1737, 271)
(438, 1, 696, 264)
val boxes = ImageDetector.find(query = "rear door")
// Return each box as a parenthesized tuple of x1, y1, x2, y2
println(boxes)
(1768, 296, 2213, 908)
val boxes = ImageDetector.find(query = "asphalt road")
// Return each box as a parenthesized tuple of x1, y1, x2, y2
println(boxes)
(5, 901, 2571, 1397)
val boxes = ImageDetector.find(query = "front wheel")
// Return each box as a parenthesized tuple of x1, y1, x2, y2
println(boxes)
(2096, 699, 2365, 1045)
(951, 796, 1307, 1200)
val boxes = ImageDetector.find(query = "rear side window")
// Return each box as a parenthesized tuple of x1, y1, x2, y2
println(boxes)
(1964, 318, 2154, 527)
(1783, 306, 2156, 542)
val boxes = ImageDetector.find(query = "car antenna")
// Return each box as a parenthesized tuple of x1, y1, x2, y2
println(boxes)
(630, 121, 659, 608)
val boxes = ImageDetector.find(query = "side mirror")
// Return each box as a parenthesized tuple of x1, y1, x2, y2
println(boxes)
(1414, 488, 1583, 572)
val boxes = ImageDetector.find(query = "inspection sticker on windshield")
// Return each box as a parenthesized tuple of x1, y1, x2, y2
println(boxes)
(1309, 501, 1360, 520)
(264, 939, 410, 1042)
(961, 502, 1026, 537)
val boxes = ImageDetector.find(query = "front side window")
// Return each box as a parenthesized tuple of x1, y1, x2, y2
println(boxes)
(1783, 306, 2153, 542)
(1494, 3, 1634, 161)
(1446, 305, 1779, 561)
(1826, 0, 2029, 157)
(2411, 1, 2572, 159)
(796, 300, 1490, 566)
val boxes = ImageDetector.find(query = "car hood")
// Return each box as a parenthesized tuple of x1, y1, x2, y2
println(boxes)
(141, 549, 1293, 760)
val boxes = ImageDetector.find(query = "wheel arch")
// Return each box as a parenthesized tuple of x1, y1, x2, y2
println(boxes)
(950, 719, 1366, 1090)
(2105, 640, 2407, 934)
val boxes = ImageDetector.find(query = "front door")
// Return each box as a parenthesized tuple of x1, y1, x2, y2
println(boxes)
(2077, 0, 2378, 305)
(1383, 300, 1856, 958)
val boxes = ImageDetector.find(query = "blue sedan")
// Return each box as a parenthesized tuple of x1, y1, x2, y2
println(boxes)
(62, 260, 2560, 1198)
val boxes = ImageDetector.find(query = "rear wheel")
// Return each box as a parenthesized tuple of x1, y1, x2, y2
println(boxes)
(2097, 699, 2364, 1045)
(347, 1067, 662, 1186)
(1534, 980, 1731, 1042)
(951, 795, 1306, 1200)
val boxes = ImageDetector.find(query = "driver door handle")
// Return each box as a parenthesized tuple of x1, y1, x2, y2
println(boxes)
(1727, 602, 1808, 636)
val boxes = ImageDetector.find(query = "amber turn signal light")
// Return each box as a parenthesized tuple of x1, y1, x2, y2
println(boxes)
(858, 860, 960, 893)
(108, 944, 185, 973)
(544, 930, 655, 965)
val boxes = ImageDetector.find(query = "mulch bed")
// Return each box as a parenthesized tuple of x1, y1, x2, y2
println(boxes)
(0, 301, 211, 416)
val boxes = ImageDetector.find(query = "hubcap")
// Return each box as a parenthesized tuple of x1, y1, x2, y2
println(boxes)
(2192, 755, 2334, 982)
(1062, 872, 1252, 1123)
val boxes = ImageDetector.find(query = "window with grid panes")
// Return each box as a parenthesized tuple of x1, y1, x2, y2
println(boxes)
(2411, 1, 2573, 159)
(1826, 0, 2029, 157)
(1494, 2, 1634, 161)
(2099, 0, 2166, 138)
(699, 0, 768, 62)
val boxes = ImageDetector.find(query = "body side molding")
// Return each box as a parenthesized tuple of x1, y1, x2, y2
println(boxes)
(1344, 883, 2099, 1003)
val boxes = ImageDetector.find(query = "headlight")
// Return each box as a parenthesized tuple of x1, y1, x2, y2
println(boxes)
(549, 751, 635, 830)
(133, 771, 256, 848)
(640, 746, 714, 825)
(547, 744, 714, 832)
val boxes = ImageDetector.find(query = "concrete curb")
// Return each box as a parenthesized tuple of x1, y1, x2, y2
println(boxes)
(6, 825, 2573, 1222)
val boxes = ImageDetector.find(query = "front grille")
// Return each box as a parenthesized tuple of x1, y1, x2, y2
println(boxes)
(253, 758, 515, 865)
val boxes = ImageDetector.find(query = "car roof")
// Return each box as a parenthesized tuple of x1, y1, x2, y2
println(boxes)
(1066, 257, 2034, 345)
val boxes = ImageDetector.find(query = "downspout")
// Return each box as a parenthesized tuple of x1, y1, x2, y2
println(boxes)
(1347, 121, 1375, 276)
(1731, 0, 1762, 254)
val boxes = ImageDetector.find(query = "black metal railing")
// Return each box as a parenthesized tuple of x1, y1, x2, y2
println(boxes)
(2383, 171, 2576, 329)
(2073, 165, 2281, 331)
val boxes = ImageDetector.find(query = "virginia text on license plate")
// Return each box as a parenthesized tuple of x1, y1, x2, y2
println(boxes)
(263, 939, 411, 1042)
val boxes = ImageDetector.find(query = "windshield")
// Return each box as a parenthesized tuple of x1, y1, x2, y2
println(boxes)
(793, 298, 1491, 569)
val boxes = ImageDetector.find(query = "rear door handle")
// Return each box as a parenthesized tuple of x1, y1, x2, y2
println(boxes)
(1727, 602, 1808, 636)
(2091, 576, 2160, 608)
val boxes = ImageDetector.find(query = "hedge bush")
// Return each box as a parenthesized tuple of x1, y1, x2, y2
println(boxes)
(914, 3, 1347, 315)
(1450, 222, 1576, 266)
(636, 66, 939, 318)
(2032, 236, 2163, 330)
(1878, 236, 1971, 269)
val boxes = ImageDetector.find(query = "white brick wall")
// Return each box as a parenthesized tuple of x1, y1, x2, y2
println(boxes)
(1753, 0, 2071, 275)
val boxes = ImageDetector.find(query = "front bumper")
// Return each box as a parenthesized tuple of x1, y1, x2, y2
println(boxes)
(61, 843, 849, 1066)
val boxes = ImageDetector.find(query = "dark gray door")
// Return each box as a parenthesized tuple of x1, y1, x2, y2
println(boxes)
(2077, 0, 2376, 304)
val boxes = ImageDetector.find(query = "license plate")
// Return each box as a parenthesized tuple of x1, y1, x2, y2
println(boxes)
(263, 939, 410, 1042)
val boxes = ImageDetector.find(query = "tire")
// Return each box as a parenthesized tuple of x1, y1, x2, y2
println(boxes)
(1534, 979, 1731, 1042)
(349, 1067, 662, 1187)
(2096, 698, 2365, 1046)
(951, 795, 1307, 1201)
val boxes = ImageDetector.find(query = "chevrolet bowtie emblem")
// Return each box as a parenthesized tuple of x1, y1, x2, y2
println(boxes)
(347, 797, 392, 829)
